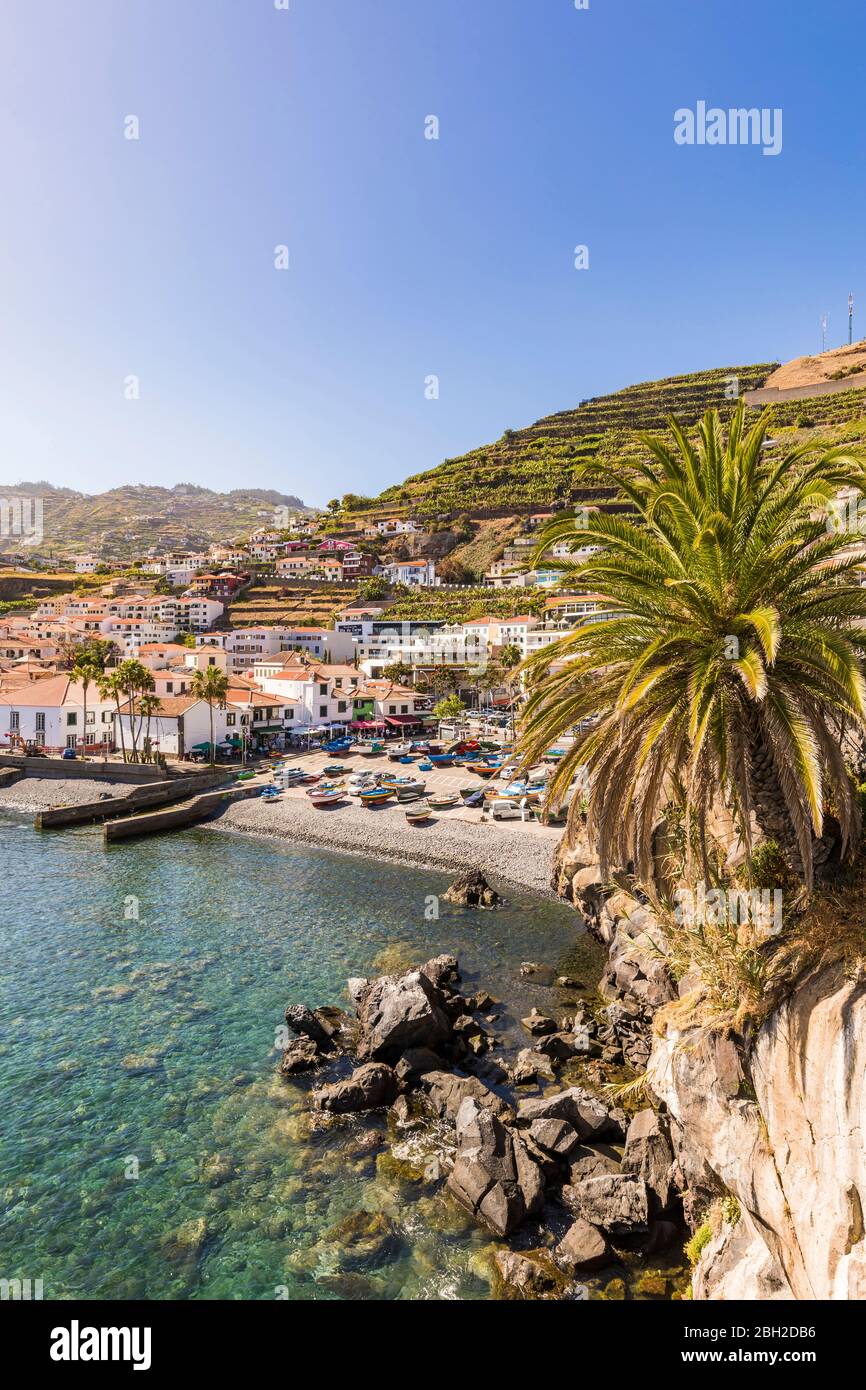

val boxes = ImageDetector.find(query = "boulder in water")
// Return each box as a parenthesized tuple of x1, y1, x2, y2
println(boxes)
(441, 869, 502, 908)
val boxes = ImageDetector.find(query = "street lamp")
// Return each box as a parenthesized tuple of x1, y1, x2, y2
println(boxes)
(849, 293, 854, 346)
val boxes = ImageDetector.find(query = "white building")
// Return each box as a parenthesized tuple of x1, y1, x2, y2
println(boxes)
(0, 674, 116, 752)
(376, 518, 419, 535)
(380, 559, 438, 587)
(199, 626, 355, 673)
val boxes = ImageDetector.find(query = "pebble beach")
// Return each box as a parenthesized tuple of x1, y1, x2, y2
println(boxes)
(208, 789, 563, 895)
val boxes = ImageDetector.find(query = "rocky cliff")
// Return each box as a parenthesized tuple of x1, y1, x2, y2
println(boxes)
(555, 839, 866, 1300)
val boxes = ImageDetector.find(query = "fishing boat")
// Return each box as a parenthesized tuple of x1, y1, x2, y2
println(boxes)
(405, 802, 432, 824)
(359, 741, 385, 757)
(417, 760, 433, 772)
(379, 774, 425, 794)
(463, 760, 499, 778)
(427, 792, 460, 810)
(357, 786, 394, 806)
(428, 753, 457, 766)
(322, 764, 349, 776)
(260, 785, 283, 800)
(308, 788, 346, 807)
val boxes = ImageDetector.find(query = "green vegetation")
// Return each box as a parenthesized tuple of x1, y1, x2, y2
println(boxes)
(355, 363, 778, 518)
(0, 485, 313, 563)
(432, 693, 464, 719)
(685, 1222, 713, 1267)
(518, 400, 866, 889)
(190, 665, 230, 765)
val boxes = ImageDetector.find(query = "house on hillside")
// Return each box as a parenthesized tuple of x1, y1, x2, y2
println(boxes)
(380, 559, 438, 587)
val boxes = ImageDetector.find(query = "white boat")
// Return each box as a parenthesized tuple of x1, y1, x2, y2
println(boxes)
(308, 788, 346, 807)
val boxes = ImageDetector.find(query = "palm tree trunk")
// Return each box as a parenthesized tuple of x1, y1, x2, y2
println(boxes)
(747, 728, 836, 876)
(208, 700, 214, 765)
(82, 678, 88, 757)
(115, 695, 127, 761)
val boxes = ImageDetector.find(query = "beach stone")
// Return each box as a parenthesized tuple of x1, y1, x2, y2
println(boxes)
(562, 1174, 649, 1233)
(621, 1108, 675, 1213)
(313, 1062, 399, 1114)
(121, 1054, 162, 1074)
(420, 954, 461, 991)
(394, 1047, 444, 1081)
(494, 1249, 569, 1300)
(200, 1153, 236, 1187)
(417, 1069, 514, 1123)
(284, 1003, 336, 1052)
(515, 1086, 615, 1141)
(446, 1097, 545, 1237)
(521, 1009, 558, 1036)
(556, 1218, 611, 1273)
(528, 1118, 582, 1160)
(356, 969, 453, 1062)
(279, 1037, 321, 1075)
(511, 1048, 555, 1085)
(347, 977, 369, 1007)
(566, 1144, 622, 1183)
(556, 976, 584, 989)
(323, 1209, 404, 1270)
(514, 1084, 617, 1139)
(441, 869, 502, 907)
(534, 1031, 579, 1063)
(519, 962, 556, 985)
(160, 1216, 208, 1264)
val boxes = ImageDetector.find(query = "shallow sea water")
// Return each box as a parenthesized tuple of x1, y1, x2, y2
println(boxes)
(0, 812, 611, 1300)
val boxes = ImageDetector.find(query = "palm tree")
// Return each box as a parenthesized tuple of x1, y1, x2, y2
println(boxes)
(98, 670, 127, 761)
(518, 401, 866, 888)
(113, 660, 156, 761)
(71, 639, 112, 756)
(499, 643, 522, 671)
(138, 693, 161, 762)
(191, 666, 230, 765)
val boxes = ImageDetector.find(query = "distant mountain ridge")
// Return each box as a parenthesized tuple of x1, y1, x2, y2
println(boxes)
(0, 483, 315, 560)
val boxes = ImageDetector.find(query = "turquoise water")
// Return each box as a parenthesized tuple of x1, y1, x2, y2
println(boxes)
(0, 811, 602, 1300)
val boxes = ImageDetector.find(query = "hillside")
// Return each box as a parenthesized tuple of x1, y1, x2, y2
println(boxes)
(365, 362, 779, 519)
(0, 484, 315, 561)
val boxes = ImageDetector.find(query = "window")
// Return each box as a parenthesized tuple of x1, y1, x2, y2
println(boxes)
(86, 712, 95, 725)
(319, 684, 327, 695)
(226, 713, 236, 727)
(337, 701, 346, 713)
(66, 734, 77, 749)
(10, 711, 19, 730)
(35, 713, 45, 731)
(319, 705, 327, 718)
(285, 709, 293, 720)
(388, 705, 396, 714)
(66, 712, 77, 726)
(401, 705, 408, 714)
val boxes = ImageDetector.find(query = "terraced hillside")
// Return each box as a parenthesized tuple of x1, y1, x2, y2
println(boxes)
(366, 363, 779, 518)
(224, 580, 359, 629)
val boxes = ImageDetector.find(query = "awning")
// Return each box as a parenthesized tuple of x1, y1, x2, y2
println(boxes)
(385, 714, 424, 726)
(350, 719, 385, 730)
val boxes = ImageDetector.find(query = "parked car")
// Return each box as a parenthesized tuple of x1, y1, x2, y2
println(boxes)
(61, 747, 77, 759)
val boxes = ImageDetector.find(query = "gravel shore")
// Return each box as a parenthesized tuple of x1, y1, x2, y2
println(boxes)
(0, 778, 136, 812)
(207, 789, 563, 895)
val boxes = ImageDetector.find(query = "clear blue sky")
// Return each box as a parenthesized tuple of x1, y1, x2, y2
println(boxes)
(0, 0, 862, 506)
